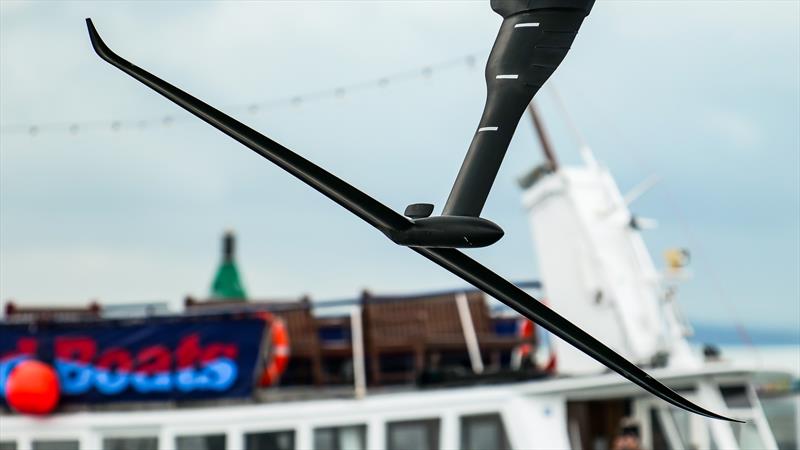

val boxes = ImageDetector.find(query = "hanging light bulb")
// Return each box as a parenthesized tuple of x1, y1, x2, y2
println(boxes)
(465, 55, 476, 68)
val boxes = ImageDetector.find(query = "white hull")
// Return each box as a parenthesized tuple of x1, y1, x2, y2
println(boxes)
(2, 365, 789, 450)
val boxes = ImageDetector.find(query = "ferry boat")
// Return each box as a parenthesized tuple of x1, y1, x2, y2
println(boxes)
(1, 104, 797, 450)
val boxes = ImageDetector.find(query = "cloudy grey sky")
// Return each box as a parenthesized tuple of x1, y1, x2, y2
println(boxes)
(1, 1, 798, 330)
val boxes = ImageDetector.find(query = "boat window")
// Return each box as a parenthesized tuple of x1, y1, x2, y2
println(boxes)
(32, 441, 79, 450)
(667, 409, 691, 445)
(175, 434, 226, 450)
(102, 437, 158, 450)
(566, 399, 630, 450)
(244, 430, 295, 450)
(649, 406, 699, 450)
(460, 413, 510, 450)
(314, 425, 366, 450)
(649, 409, 670, 450)
(731, 422, 766, 450)
(761, 394, 799, 450)
(720, 385, 751, 408)
(0, 442, 16, 450)
(386, 418, 440, 450)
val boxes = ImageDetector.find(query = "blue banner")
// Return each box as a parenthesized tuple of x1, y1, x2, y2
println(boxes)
(0, 316, 266, 406)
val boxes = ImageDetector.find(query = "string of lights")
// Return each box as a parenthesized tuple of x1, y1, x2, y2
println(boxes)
(1, 52, 483, 137)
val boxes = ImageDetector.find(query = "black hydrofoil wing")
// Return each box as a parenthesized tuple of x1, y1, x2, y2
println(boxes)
(84, 5, 738, 423)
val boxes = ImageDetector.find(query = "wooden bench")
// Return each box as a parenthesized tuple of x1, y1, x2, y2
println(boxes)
(362, 290, 533, 385)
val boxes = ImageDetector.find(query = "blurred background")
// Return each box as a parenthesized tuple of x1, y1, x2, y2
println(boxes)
(1, 1, 799, 449)
(1, 1, 797, 335)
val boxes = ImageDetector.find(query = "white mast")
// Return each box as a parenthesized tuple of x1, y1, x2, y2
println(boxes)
(520, 101, 697, 375)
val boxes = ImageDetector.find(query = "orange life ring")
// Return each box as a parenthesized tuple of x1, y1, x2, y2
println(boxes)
(513, 314, 556, 373)
(255, 312, 290, 386)
(513, 319, 536, 362)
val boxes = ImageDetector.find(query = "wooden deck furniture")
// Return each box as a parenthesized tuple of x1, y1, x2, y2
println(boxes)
(361, 290, 533, 385)
(363, 303, 428, 385)
(274, 301, 325, 386)
(4, 301, 102, 323)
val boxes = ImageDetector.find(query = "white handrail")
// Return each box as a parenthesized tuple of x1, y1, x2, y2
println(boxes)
(350, 306, 367, 399)
(455, 292, 484, 374)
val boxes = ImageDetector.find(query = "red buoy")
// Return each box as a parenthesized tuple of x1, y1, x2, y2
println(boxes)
(5, 360, 60, 415)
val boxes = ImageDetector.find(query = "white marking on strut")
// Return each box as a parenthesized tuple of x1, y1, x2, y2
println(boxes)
(495, 74, 519, 79)
(478, 127, 498, 132)
(514, 22, 540, 28)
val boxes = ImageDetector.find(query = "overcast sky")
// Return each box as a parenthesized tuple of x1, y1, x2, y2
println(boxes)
(1, 1, 798, 331)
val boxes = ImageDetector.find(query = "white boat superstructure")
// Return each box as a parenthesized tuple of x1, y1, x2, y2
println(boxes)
(0, 365, 788, 449)
(521, 150, 697, 374)
(1, 111, 796, 450)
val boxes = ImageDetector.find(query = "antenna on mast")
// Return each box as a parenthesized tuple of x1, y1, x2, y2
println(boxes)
(526, 102, 558, 172)
(549, 84, 597, 167)
(516, 101, 561, 189)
